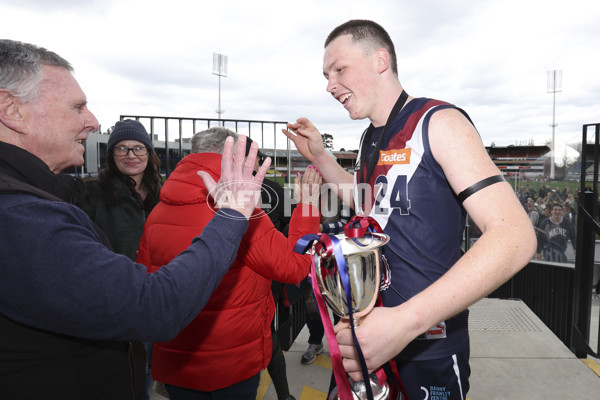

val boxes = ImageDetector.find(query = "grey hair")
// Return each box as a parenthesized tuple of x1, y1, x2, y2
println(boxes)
(0, 39, 72, 103)
(191, 126, 239, 154)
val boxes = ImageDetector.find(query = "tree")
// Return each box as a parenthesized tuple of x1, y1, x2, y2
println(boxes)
(322, 133, 334, 150)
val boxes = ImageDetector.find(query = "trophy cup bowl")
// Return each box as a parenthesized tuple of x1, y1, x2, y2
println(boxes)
(312, 232, 400, 400)
(314, 232, 389, 323)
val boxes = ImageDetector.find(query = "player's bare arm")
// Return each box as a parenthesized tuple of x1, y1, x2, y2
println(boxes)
(393, 107, 537, 348)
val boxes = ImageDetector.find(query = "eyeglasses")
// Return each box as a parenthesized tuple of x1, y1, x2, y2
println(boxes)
(113, 146, 148, 157)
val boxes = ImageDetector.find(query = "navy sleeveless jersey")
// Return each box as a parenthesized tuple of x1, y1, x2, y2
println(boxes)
(353, 98, 469, 361)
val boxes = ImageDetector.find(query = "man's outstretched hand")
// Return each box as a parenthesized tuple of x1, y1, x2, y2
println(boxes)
(198, 135, 271, 219)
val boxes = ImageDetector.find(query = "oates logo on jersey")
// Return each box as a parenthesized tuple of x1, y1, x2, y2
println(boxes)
(377, 148, 411, 165)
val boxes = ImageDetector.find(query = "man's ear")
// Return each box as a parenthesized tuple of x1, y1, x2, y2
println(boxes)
(0, 90, 26, 132)
(375, 48, 390, 74)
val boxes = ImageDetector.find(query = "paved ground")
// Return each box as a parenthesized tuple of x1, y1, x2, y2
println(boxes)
(150, 297, 600, 400)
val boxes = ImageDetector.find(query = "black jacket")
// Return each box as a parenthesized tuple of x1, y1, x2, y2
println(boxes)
(0, 142, 144, 399)
(0, 142, 248, 399)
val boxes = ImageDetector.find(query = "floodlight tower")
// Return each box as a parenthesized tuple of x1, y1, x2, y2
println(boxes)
(213, 53, 228, 124)
(547, 69, 562, 180)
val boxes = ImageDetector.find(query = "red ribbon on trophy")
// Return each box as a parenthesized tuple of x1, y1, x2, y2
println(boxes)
(294, 216, 407, 400)
(344, 215, 383, 239)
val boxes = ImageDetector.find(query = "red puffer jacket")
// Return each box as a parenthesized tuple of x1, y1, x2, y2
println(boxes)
(136, 152, 319, 391)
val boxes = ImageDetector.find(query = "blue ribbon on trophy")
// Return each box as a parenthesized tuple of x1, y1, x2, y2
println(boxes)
(294, 216, 401, 400)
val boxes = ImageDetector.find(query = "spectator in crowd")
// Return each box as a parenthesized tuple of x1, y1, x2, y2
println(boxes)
(562, 203, 576, 224)
(538, 184, 549, 200)
(537, 203, 577, 262)
(547, 189, 561, 204)
(301, 289, 325, 365)
(136, 127, 321, 400)
(525, 198, 547, 260)
(81, 119, 164, 398)
(535, 196, 546, 211)
(526, 198, 540, 227)
(563, 186, 573, 201)
(565, 193, 575, 207)
(0, 39, 270, 399)
(519, 185, 534, 207)
(283, 19, 536, 399)
(82, 119, 162, 261)
(542, 205, 551, 221)
(267, 282, 297, 400)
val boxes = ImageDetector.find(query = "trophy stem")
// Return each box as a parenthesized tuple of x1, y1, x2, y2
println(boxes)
(328, 374, 401, 400)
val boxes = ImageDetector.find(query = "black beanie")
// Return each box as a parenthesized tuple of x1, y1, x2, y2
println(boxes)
(107, 120, 154, 152)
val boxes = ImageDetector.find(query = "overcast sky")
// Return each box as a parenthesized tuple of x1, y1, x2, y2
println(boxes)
(2, 0, 598, 162)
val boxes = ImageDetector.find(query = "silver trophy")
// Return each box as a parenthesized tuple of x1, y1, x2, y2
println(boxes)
(310, 232, 402, 400)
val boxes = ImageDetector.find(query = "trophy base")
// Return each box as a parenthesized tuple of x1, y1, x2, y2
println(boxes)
(328, 374, 403, 400)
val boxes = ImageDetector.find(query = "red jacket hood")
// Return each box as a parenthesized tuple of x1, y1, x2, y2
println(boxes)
(160, 152, 220, 206)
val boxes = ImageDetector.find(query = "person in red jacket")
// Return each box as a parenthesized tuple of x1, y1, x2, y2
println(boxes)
(137, 126, 322, 400)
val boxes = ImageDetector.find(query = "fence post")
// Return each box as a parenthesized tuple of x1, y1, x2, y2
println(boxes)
(571, 122, 600, 357)
(572, 191, 596, 357)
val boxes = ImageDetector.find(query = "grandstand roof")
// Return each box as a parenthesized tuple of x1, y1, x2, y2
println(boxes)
(487, 145, 550, 160)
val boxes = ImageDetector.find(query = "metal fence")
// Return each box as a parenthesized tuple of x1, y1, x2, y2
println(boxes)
(488, 260, 576, 348)
(119, 115, 292, 177)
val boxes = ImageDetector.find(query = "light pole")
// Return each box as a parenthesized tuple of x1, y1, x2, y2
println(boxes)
(547, 69, 562, 180)
(213, 53, 228, 124)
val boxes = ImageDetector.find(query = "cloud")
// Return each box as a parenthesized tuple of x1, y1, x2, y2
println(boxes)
(2, 0, 598, 157)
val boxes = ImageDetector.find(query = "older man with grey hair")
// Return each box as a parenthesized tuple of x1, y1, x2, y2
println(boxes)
(0, 39, 269, 399)
(191, 126, 239, 153)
